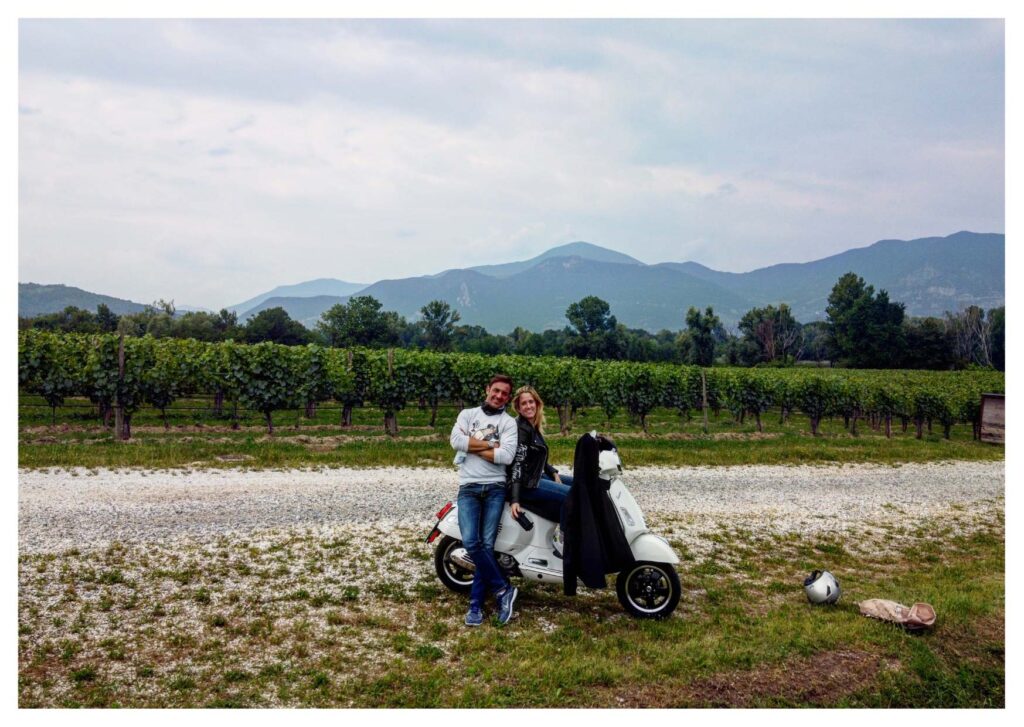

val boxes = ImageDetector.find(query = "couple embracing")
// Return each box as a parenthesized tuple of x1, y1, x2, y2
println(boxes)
(449, 375, 572, 627)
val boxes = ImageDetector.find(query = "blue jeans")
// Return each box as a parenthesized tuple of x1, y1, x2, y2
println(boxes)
(519, 475, 573, 532)
(457, 482, 509, 609)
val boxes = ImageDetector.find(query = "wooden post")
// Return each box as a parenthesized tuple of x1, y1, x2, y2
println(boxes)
(384, 348, 397, 436)
(114, 333, 127, 440)
(342, 349, 355, 428)
(701, 369, 709, 434)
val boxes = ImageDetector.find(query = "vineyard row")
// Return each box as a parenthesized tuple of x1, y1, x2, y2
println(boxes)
(19, 330, 1005, 440)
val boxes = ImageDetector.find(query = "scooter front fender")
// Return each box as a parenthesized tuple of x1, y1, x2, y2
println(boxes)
(629, 532, 680, 564)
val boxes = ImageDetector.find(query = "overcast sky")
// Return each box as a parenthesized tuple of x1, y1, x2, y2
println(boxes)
(19, 19, 1004, 310)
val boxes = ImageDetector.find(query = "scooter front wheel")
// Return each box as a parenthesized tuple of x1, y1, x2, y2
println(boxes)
(434, 535, 473, 594)
(616, 561, 681, 619)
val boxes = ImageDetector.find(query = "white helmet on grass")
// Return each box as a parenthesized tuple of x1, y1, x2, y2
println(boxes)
(804, 570, 841, 604)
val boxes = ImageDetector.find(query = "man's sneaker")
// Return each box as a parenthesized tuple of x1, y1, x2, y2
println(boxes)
(464, 607, 484, 627)
(496, 586, 518, 625)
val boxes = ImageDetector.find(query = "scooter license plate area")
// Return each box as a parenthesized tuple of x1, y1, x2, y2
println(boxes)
(427, 502, 461, 543)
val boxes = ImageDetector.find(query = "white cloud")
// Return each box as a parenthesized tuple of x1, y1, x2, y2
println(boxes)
(19, 19, 1004, 307)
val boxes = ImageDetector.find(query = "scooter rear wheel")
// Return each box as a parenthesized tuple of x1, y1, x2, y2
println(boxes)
(434, 535, 473, 594)
(616, 561, 681, 619)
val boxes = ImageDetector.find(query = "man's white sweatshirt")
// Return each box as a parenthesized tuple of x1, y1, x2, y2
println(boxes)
(449, 406, 518, 486)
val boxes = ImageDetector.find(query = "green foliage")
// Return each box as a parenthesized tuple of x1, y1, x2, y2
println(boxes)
(294, 344, 333, 411)
(18, 330, 82, 421)
(533, 357, 591, 433)
(418, 300, 461, 352)
(737, 303, 801, 365)
(243, 307, 311, 345)
(235, 342, 303, 431)
(989, 307, 1005, 371)
(316, 296, 404, 348)
(18, 333, 1006, 441)
(614, 362, 668, 432)
(140, 338, 205, 425)
(366, 349, 419, 434)
(718, 369, 776, 430)
(827, 273, 906, 367)
(682, 307, 720, 366)
(565, 296, 624, 359)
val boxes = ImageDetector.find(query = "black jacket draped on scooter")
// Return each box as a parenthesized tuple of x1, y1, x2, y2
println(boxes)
(563, 433, 635, 595)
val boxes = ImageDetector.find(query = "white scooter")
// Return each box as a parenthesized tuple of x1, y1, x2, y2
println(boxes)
(426, 438, 682, 619)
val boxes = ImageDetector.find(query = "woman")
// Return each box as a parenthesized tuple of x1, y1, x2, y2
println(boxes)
(507, 386, 573, 545)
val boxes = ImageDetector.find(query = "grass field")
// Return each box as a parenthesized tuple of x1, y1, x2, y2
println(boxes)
(18, 395, 1004, 707)
(18, 505, 1004, 707)
(19, 396, 1004, 470)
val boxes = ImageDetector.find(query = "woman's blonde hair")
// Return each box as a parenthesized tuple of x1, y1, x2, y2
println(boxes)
(512, 385, 547, 435)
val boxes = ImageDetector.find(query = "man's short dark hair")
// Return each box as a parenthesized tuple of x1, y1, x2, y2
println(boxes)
(488, 374, 513, 390)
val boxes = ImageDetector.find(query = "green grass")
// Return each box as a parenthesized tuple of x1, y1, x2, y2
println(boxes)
(19, 397, 1003, 469)
(18, 511, 1004, 707)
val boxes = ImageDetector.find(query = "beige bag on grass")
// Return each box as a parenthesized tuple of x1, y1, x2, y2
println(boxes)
(858, 599, 937, 631)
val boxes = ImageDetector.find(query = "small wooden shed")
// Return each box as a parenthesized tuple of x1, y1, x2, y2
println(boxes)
(980, 393, 1005, 444)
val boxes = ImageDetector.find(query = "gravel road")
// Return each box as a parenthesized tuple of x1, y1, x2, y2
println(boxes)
(19, 462, 1004, 554)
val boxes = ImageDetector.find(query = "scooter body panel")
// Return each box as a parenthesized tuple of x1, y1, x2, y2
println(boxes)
(607, 476, 648, 542)
(436, 500, 567, 584)
(434, 471, 677, 586)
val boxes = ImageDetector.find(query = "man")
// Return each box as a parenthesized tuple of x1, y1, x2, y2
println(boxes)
(449, 374, 519, 626)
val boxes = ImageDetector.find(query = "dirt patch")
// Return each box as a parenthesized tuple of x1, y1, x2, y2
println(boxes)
(927, 612, 1005, 668)
(604, 649, 897, 707)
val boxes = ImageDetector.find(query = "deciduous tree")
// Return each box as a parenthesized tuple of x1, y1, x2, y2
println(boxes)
(826, 273, 905, 368)
(418, 300, 461, 351)
(681, 306, 720, 367)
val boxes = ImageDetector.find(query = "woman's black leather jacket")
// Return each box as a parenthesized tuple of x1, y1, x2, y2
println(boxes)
(507, 416, 558, 504)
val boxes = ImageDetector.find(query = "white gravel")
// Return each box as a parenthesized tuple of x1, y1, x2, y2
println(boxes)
(19, 461, 1004, 554)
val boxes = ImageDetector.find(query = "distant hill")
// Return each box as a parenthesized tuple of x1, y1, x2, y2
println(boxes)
(463, 241, 644, 279)
(229, 278, 367, 316)
(18, 283, 148, 318)
(340, 256, 753, 333)
(176, 304, 214, 313)
(661, 231, 1005, 321)
(21, 232, 1004, 333)
(240, 295, 350, 329)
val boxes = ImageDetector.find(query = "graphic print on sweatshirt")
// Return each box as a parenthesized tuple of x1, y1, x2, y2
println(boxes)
(469, 422, 500, 443)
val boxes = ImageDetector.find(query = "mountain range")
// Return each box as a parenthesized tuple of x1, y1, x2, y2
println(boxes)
(226, 278, 368, 315)
(19, 232, 1004, 333)
(18, 283, 149, 318)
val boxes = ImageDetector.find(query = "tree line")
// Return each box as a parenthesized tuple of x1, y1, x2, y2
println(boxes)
(18, 272, 1004, 371)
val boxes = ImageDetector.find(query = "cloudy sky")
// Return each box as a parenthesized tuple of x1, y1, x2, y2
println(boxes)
(19, 19, 1004, 310)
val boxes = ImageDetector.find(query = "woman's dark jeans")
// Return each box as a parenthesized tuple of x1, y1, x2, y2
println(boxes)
(519, 474, 572, 532)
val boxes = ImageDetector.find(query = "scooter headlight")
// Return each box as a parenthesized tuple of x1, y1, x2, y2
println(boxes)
(598, 450, 622, 476)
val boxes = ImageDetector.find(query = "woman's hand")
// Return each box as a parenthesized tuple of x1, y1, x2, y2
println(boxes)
(554, 473, 562, 483)
(510, 502, 522, 518)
